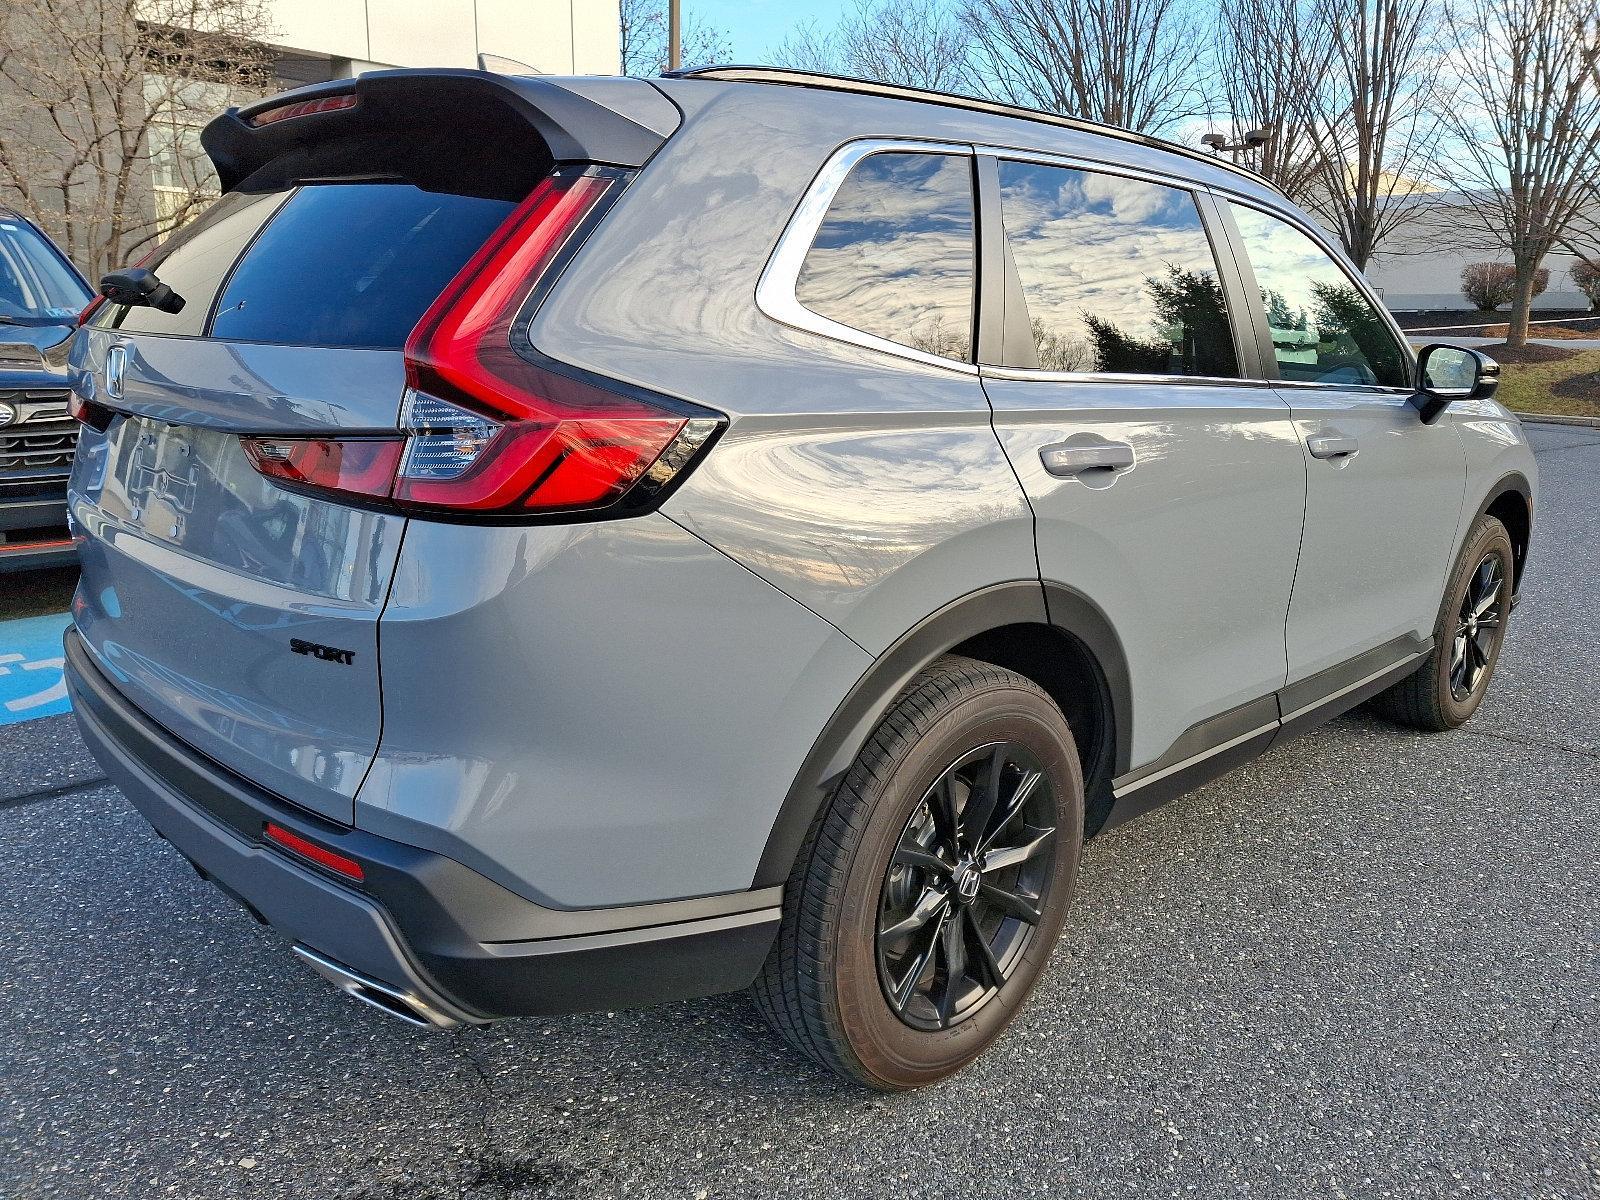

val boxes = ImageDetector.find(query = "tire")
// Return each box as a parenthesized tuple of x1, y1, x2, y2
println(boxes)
(1369, 514, 1515, 731)
(752, 655, 1084, 1090)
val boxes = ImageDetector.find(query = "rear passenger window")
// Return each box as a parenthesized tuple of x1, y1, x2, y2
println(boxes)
(1227, 203, 1407, 388)
(996, 161, 1239, 377)
(795, 151, 975, 362)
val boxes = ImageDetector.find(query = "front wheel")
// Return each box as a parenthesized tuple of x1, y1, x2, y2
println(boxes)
(1370, 514, 1515, 731)
(752, 656, 1084, 1089)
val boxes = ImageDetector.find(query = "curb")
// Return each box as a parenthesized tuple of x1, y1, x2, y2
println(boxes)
(1514, 413, 1600, 429)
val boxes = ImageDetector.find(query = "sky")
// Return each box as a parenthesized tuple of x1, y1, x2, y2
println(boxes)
(686, 0, 859, 60)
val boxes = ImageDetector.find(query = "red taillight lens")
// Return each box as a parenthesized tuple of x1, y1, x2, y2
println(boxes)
(263, 822, 365, 882)
(241, 436, 405, 502)
(248, 93, 356, 127)
(69, 391, 114, 431)
(399, 169, 712, 514)
(239, 167, 722, 517)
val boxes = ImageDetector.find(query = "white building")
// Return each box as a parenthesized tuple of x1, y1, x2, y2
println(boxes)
(1362, 191, 1595, 313)
(263, 0, 621, 84)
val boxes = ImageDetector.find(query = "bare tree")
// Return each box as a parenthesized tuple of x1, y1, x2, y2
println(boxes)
(620, 0, 733, 77)
(960, 0, 1208, 133)
(1434, 0, 1600, 346)
(1295, 0, 1440, 271)
(0, 0, 274, 278)
(772, 0, 974, 93)
(1211, 0, 1331, 204)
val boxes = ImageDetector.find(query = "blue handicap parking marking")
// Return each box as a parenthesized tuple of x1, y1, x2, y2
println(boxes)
(0, 612, 74, 725)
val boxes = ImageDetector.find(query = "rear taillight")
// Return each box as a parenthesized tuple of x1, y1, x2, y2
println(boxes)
(239, 167, 722, 518)
(69, 391, 114, 432)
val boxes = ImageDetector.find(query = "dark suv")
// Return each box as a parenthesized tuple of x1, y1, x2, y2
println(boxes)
(0, 208, 92, 571)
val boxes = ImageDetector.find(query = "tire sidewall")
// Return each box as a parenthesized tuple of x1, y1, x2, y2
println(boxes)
(829, 689, 1083, 1089)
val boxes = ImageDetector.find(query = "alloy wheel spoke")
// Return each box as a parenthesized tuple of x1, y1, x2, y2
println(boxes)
(977, 879, 1043, 924)
(936, 909, 968, 1024)
(981, 825, 1055, 874)
(893, 844, 951, 877)
(879, 886, 950, 942)
(977, 769, 1043, 855)
(927, 776, 961, 854)
(965, 908, 1007, 988)
(892, 908, 948, 1012)
(959, 747, 1008, 850)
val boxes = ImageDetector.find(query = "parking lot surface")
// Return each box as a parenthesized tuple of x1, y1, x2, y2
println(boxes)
(2, 425, 1596, 1199)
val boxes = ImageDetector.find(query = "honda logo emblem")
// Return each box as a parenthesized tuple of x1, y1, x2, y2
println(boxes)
(104, 344, 126, 402)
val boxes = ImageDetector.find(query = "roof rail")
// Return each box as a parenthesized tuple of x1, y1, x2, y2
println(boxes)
(662, 65, 1274, 192)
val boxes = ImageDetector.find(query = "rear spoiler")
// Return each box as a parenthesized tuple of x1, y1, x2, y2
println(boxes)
(203, 70, 680, 198)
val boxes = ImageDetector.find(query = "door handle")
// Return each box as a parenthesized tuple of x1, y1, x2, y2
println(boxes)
(1040, 440, 1135, 477)
(1306, 431, 1359, 460)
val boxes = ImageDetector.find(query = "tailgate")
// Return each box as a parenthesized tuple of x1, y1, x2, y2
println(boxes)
(69, 333, 408, 822)
(64, 69, 679, 824)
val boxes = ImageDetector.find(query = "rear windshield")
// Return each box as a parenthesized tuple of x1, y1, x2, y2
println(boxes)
(95, 183, 516, 348)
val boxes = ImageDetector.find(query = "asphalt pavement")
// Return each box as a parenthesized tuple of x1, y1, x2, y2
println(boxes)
(2, 424, 1596, 1199)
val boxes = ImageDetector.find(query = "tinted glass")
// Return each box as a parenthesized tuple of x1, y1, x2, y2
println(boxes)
(97, 190, 289, 336)
(996, 162, 1239, 377)
(795, 152, 975, 361)
(0, 217, 91, 321)
(211, 184, 515, 347)
(1229, 203, 1407, 387)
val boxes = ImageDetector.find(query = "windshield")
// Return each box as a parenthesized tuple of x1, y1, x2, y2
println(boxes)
(0, 217, 91, 323)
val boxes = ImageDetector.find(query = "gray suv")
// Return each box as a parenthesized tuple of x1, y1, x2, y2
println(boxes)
(64, 67, 1535, 1089)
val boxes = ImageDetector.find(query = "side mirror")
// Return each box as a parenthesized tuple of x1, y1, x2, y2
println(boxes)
(99, 267, 185, 314)
(1412, 343, 1499, 424)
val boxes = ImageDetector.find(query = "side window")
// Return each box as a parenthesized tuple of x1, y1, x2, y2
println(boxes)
(794, 151, 975, 362)
(1228, 203, 1408, 388)
(995, 161, 1239, 377)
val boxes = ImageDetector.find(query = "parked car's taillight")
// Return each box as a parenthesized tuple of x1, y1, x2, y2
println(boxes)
(239, 166, 722, 518)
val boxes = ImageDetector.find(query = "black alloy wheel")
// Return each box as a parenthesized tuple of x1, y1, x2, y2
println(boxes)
(875, 741, 1057, 1031)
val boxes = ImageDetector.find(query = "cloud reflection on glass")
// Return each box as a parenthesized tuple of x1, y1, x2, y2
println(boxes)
(997, 162, 1239, 377)
(1228, 203, 1408, 388)
(794, 152, 975, 361)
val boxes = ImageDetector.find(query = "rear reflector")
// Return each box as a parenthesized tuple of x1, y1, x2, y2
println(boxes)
(263, 822, 365, 882)
(242, 436, 404, 502)
(248, 93, 356, 127)
(238, 165, 724, 519)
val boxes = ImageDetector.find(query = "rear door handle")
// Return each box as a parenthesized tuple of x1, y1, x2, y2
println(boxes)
(1040, 440, 1135, 477)
(1306, 432, 1359, 460)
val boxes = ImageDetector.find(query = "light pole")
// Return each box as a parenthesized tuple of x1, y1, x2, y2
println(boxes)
(668, 0, 681, 71)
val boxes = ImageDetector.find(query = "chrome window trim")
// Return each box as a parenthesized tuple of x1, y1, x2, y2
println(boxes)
(975, 143, 1203, 195)
(981, 366, 1275, 389)
(1216, 191, 1419, 391)
(756, 137, 981, 376)
(977, 148, 1255, 388)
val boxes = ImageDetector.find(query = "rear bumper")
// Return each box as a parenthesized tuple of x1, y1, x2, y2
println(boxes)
(65, 629, 780, 1023)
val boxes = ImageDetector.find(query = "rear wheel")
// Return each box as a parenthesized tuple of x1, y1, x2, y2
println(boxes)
(1370, 514, 1514, 731)
(752, 656, 1083, 1089)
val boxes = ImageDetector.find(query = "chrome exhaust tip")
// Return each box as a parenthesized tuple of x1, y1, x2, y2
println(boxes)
(292, 945, 474, 1030)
